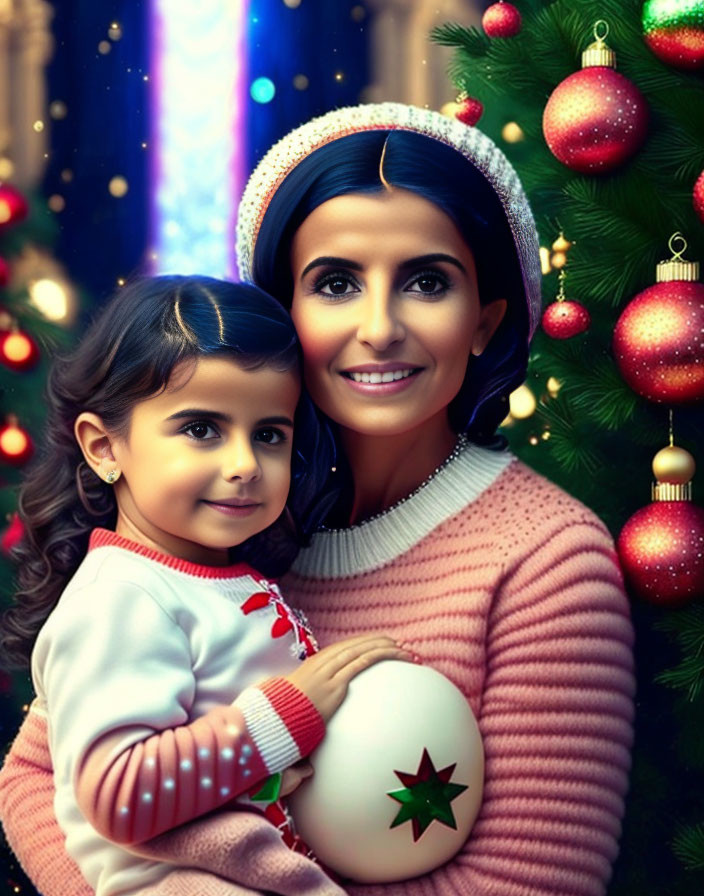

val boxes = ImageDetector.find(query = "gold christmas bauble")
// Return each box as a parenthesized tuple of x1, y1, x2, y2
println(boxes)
(551, 234, 572, 252)
(652, 445, 696, 485)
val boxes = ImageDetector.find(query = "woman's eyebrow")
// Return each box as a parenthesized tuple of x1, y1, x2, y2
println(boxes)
(399, 253, 467, 274)
(300, 256, 363, 278)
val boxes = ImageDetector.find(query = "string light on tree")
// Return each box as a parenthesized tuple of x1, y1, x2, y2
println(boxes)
(542, 22, 649, 173)
(482, 2, 522, 38)
(617, 412, 704, 605)
(541, 267, 590, 339)
(0, 255, 8, 287)
(508, 383, 537, 419)
(0, 327, 40, 372)
(642, 0, 704, 70)
(613, 233, 704, 403)
(0, 416, 33, 466)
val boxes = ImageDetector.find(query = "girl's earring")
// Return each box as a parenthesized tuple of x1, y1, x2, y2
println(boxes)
(105, 470, 119, 485)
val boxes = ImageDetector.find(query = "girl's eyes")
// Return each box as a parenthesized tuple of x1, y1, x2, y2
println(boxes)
(181, 422, 288, 445)
(254, 427, 287, 445)
(182, 421, 219, 440)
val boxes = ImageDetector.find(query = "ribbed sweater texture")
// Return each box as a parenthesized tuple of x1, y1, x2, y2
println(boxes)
(0, 450, 635, 896)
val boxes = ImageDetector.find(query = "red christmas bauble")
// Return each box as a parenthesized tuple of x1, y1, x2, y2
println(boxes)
(541, 300, 591, 338)
(694, 170, 704, 225)
(482, 2, 522, 38)
(542, 67, 648, 173)
(613, 280, 704, 403)
(0, 183, 29, 230)
(0, 256, 9, 287)
(0, 420, 33, 466)
(642, 0, 704, 70)
(455, 96, 483, 127)
(0, 329, 40, 371)
(0, 512, 24, 555)
(617, 501, 704, 605)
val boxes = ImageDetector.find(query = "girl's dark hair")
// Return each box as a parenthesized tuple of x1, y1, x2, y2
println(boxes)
(1, 275, 335, 667)
(252, 130, 530, 441)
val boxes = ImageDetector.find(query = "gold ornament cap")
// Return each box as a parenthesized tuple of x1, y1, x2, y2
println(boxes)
(582, 22, 616, 69)
(652, 445, 696, 485)
(651, 412, 695, 501)
(656, 233, 700, 283)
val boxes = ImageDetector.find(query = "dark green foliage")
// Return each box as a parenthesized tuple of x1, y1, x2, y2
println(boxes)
(434, 0, 704, 889)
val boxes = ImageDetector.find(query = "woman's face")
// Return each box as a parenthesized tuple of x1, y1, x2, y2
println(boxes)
(290, 188, 506, 440)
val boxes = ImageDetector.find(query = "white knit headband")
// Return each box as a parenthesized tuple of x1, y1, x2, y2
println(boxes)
(236, 102, 542, 337)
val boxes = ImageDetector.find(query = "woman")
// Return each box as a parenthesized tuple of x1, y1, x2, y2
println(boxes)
(0, 103, 634, 896)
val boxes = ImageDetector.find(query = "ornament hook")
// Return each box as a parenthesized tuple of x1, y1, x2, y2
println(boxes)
(593, 20, 609, 43)
(556, 267, 567, 301)
(668, 232, 687, 260)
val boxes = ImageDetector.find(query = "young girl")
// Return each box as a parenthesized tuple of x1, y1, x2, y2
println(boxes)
(0, 275, 408, 896)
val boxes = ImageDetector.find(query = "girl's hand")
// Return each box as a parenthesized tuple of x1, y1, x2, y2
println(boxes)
(279, 760, 313, 797)
(284, 634, 411, 722)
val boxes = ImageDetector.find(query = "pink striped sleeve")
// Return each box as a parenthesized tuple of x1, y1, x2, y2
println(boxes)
(0, 706, 93, 896)
(461, 519, 635, 896)
(76, 677, 324, 845)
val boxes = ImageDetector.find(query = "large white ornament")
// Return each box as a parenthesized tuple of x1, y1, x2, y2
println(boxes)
(288, 661, 484, 883)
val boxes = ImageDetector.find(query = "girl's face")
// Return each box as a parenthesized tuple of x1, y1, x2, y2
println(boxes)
(108, 356, 299, 565)
(289, 188, 506, 441)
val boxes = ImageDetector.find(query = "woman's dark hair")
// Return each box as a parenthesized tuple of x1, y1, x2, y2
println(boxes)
(253, 130, 530, 441)
(1, 275, 335, 667)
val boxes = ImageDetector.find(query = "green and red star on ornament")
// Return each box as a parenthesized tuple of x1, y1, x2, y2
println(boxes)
(387, 748, 468, 842)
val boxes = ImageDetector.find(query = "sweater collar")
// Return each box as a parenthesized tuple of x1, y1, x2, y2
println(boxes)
(89, 528, 262, 580)
(290, 444, 515, 579)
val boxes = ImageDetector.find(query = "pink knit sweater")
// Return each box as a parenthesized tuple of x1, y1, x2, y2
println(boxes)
(0, 449, 634, 896)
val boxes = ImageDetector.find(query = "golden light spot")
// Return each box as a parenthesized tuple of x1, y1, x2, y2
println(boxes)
(0, 426, 29, 456)
(509, 384, 537, 419)
(109, 176, 129, 198)
(501, 121, 524, 143)
(49, 101, 68, 120)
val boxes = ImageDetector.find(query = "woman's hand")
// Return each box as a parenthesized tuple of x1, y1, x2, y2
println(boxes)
(284, 634, 412, 722)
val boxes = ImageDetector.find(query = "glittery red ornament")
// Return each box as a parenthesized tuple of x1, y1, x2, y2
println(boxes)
(541, 300, 591, 339)
(542, 27, 648, 174)
(0, 418, 33, 466)
(0, 256, 9, 287)
(0, 328, 40, 371)
(0, 183, 29, 230)
(642, 0, 704, 70)
(617, 501, 704, 605)
(694, 169, 704, 225)
(0, 512, 24, 555)
(482, 2, 522, 38)
(613, 239, 704, 403)
(455, 96, 483, 127)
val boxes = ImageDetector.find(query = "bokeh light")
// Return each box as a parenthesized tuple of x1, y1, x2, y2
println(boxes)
(250, 76, 276, 103)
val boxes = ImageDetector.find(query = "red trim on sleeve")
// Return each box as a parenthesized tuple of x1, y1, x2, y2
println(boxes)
(258, 678, 325, 757)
